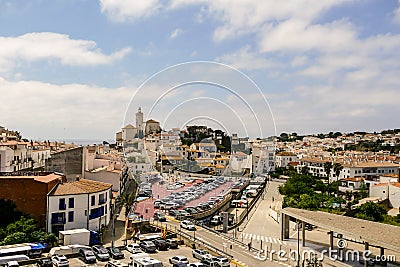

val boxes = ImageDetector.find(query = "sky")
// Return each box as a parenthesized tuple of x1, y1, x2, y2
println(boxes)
(0, 0, 399, 141)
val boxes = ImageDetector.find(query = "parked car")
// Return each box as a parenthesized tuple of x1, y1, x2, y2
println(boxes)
(212, 256, 230, 267)
(51, 255, 69, 267)
(210, 216, 222, 226)
(154, 211, 166, 222)
(36, 258, 52, 267)
(180, 220, 196, 231)
(139, 241, 157, 253)
(169, 256, 189, 265)
(6, 261, 19, 267)
(154, 239, 169, 251)
(126, 243, 142, 254)
(78, 248, 97, 264)
(107, 246, 124, 260)
(192, 249, 211, 261)
(92, 245, 110, 261)
(201, 257, 221, 267)
(165, 238, 179, 249)
(169, 210, 180, 217)
(106, 261, 129, 267)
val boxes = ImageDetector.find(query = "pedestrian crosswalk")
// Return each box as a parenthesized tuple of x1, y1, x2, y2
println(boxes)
(239, 233, 289, 246)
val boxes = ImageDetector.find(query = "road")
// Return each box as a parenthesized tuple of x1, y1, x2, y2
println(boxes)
(157, 218, 287, 267)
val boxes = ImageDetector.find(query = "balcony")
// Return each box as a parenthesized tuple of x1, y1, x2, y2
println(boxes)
(51, 217, 66, 224)
(89, 207, 105, 220)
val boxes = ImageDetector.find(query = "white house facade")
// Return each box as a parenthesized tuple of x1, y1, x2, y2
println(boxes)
(47, 179, 112, 234)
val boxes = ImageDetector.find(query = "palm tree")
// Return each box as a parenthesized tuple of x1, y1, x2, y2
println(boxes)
(323, 162, 333, 196)
(333, 162, 343, 196)
(118, 193, 136, 218)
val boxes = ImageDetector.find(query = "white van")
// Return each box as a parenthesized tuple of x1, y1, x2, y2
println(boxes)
(132, 257, 163, 267)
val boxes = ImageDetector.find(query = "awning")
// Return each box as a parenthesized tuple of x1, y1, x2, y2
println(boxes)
(29, 243, 45, 250)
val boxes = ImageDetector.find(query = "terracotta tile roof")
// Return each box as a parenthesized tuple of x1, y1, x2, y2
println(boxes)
(50, 179, 112, 196)
(391, 182, 400, 189)
(0, 173, 63, 183)
(276, 152, 296, 156)
(372, 183, 388, 187)
(342, 161, 399, 168)
(341, 177, 365, 182)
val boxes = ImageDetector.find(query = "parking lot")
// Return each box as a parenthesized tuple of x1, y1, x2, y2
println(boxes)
(24, 243, 222, 267)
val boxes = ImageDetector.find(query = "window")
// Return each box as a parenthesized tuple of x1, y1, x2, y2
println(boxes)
(68, 198, 74, 208)
(51, 212, 65, 224)
(105, 204, 107, 214)
(99, 194, 106, 204)
(91, 195, 95, 206)
(68, 211, 74, 222)
(59, 198, 66, 210)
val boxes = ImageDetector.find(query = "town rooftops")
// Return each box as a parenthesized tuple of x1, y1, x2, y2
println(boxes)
(341, 177, 365, 182)
(50, 179, 112, 196)
(276, 151, 296, 156)
(391, 182, 400, 189)
(146, 119, 159, 123)
(300, 156, 332, 163)
(341, 161, 399, 168)
(0, 172, 64, 183)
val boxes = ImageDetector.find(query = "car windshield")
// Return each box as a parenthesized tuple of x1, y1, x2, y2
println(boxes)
(111, 247, 121, 252)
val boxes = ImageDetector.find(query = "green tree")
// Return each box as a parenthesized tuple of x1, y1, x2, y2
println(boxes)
(323, 162, 333, 196)
(355, 201, 387, 222)
(30, 230, 57, 243)
(6, 216, 36, 236)
(118, 193, 136, 218)
(333, 162, 343, 196)
(1, 232, 28, 245)
(279, 133, 289, 142)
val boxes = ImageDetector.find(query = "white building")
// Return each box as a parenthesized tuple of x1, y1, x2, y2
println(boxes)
(0, 141, 32, 172)
(275, 152, 299, 168)
(230, 152, 250, 174)
(47, 179, 112, 234)
(338, 161, 399, 181)
(0, 146, 13, 172)
(122, 124, 137, 142)
(251, 140, 276, 175)
(369, 182, 400, 208)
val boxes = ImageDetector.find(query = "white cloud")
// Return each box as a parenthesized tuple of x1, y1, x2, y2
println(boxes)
(0, 32, 131, 73)
(99, 0, 162, 22)
(394, 0, 400, 24)
(216, 45, 271, 71)
(169, 28, 183, 39)
(291, 56, 308, 67)
(0, 77, 132, 139)
(169, 0, 351, 42)
(259, 19, 356, 53)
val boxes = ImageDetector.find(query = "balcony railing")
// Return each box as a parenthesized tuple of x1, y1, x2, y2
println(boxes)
(89, 207, 105, 220)
(51, 217, 66, 224)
